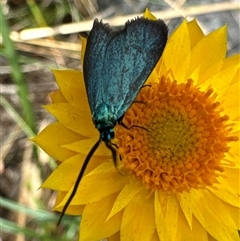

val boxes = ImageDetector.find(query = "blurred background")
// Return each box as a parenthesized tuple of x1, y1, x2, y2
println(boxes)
(0, 0, 239, 240)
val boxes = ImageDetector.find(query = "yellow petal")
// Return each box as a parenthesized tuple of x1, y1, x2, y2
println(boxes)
(177, 208, 208, 241)
(43, 154, 109, 191)
(188, 65, 200, 83)
(151, 231, 160, 241)
(192, 217, 209, 241)
(155, 193, 179, 240)
(161, 19, 190, 83)
(162, 194, 178, 241)
(42, 154, 86, 191)
(189, 26, 227, 85)
(227, 131, 240, 163)
(51, 69, 89, 109)
(54, 191, 84, 214)
(221, 167, 240, 196)
(80, 193, 121, 241)
(178, 192, 193, 229)
(200, 64, 239, 101)
(32, 122, 79, 161)
(49, 90, 67, 103)
(154, 192, 167, 240)
(153, 58, 164, 80)
(108, 232, 120, 241)
(81, 35, 87, 66)
(121, 190, 155, 241)
(147, 66, 160, 84)
(107, 181, 143, 220)
(222, 53, 240, 72)
(143, 8, 157, 20)
(77, 170, 126, 204)
(208, 235, 218, 241)
(220, 75, 240, 120)
(59, 166, 127, 205)
(222, 53, 240, 69)
(56, 205, 84, 215)
(230, 59, 239, 85)
(86, 161, 116, 175)
(187, 19, 204, 49)
(224, 202, 240, 229)
(44, 103, 97, 138)
(191, 189, 239, 240)
(207, 177, 240, 208)
(62, 138, 111, 156)
(54, 191, 66, 208)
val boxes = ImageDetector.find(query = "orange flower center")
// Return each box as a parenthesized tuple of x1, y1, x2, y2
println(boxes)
(116, 77, 237, 193)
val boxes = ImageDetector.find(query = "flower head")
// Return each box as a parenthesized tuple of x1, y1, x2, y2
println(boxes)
(33, 9, 240, 241)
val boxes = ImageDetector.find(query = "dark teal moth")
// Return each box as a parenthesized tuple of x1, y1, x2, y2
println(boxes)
(58, 16, 168, 225)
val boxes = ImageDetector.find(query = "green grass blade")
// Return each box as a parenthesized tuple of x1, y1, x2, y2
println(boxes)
(0, 96, 35, 138)
(0, 196, 57, 221)
(26, 0, 48, 27)
(0, 218, 41, 238)
(0, 4, 37, 135)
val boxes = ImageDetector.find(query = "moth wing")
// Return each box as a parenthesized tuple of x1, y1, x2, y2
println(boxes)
(102, 18, 168, 118)
(83, 19, 113, 114)
(83, 18, 168, 120)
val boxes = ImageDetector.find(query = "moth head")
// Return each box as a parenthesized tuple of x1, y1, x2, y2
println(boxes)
(100, 128, 115, 142)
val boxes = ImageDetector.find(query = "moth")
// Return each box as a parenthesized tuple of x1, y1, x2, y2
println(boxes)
(57, 16, 168, 225)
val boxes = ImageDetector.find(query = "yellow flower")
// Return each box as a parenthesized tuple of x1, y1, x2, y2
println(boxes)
(33, 9, 240, 241)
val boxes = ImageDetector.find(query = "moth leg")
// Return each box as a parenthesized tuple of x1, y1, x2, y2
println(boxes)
(104, 141, 118, 168)
(141, 84, 151, 88)
(132, 84, 152, 105)
(105, 141, 125, 176)
(111, 142, 118, 149)
(111, 143, 122, 161)
(118, 120, 150, 133)
(132, 100, 145, 104)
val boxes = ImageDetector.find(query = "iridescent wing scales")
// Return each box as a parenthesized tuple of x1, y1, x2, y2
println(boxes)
(84, 18, 168, 121)
(83, 20, 112, 114)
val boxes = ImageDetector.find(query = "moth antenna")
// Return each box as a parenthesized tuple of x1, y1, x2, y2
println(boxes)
(57, 137, 102, 226)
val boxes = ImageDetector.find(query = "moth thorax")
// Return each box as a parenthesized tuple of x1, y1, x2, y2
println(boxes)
(93, 102, 116, 130)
